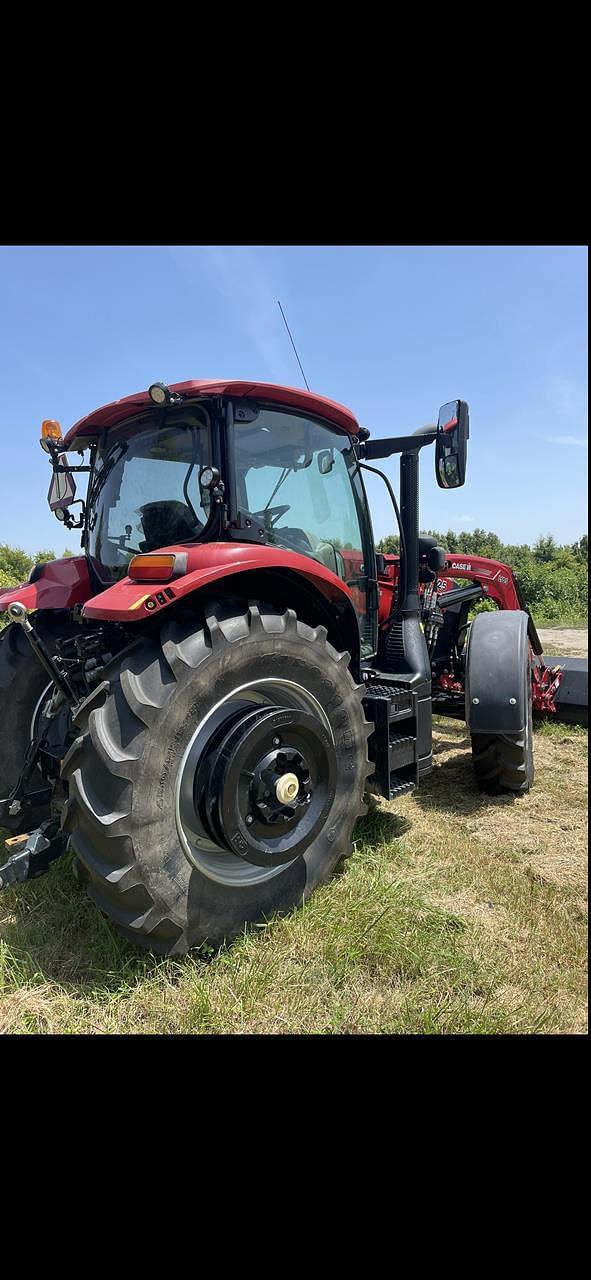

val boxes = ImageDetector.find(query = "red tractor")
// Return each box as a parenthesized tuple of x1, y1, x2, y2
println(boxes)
(0, 382, 536, 953)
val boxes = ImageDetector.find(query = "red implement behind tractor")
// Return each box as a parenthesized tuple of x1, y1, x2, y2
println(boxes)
(377, 550, 588, 724)
(0, 382, 547, 952)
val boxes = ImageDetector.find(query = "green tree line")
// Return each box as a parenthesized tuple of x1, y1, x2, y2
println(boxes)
(0, 544, 73, 593)
(376, 530, 588, 624)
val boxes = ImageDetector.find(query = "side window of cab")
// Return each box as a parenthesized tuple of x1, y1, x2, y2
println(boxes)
(233, 406, 376, 656)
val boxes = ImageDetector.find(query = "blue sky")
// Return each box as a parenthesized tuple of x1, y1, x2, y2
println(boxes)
(0, 244, 587, 556)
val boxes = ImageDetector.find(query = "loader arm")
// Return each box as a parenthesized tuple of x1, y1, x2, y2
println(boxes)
(434, 553, 543, 655)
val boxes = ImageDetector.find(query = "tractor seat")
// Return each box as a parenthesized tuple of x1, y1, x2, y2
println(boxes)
(137, 500, 202, 552)
(271, 527, 314, 556)
(313, 541, 346, 580)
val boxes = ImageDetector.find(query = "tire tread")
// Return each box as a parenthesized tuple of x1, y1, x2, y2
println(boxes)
(61, 605, 370, 954)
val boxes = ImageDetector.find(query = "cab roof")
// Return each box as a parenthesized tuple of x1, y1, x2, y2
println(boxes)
(63, 379, 361, 449)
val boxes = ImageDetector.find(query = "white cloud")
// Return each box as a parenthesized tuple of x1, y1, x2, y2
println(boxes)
(544, 374, 587, 424)
(459, 515, 474, 524)
(545, 435, 587, 447)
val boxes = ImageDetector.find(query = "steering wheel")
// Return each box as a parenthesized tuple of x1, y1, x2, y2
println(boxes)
(253, 504, 291, 529)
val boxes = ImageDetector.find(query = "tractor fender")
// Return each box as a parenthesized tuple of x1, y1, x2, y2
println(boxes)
(465, 610, 530, 735)
(81, 542, 359, 628)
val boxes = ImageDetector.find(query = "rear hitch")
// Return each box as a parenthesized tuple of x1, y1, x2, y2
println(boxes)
(0, 818, 67, 891)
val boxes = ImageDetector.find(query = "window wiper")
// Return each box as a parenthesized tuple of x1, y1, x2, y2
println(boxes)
(262, 449, 313, 510)
(264, 467, 292, 510)
(87, 442, 129, 530)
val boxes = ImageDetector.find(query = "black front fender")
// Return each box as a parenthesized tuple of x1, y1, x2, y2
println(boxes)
(465, 610, 530, 734)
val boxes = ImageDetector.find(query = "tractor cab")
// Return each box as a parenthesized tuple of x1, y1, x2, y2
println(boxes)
(45, 384, 380, 654)
(41, 382, 469, 666)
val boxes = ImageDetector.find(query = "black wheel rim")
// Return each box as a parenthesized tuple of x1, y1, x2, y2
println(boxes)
(175, 678, 336, 886)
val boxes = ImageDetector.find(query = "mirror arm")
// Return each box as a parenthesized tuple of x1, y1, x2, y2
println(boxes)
(361, 428, 436, 460)
(58, 501, 86, 530)
(52, 463, 93, 474)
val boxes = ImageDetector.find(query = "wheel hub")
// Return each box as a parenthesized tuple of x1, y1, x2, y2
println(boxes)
(251, 744, 312, 824)
(275, 772, 299, 805)
(180, 700, 337, 869)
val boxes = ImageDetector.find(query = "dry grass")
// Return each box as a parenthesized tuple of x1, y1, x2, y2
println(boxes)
(1, 712, 586, 1035)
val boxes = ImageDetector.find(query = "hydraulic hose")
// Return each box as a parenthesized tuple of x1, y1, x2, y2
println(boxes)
(360, 461, 407, 613)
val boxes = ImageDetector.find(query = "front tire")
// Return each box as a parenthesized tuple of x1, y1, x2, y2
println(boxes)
(471, 657, 534, 794)
(0, 620, 55, 831)
(61, 605, 372, 954)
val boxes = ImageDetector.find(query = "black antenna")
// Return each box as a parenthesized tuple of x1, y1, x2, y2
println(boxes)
(277, 299, 310, 391)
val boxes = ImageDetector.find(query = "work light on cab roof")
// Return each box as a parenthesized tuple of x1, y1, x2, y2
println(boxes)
(148, 381, 183, 406)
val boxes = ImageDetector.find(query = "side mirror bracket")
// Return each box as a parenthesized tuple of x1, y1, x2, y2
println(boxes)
(53, 499, 86, 530)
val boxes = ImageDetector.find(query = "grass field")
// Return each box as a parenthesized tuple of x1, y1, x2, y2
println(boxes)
(1, 712, 586, 1036)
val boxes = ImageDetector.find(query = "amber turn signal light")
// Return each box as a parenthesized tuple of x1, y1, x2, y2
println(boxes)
(128, 554, 178, 582)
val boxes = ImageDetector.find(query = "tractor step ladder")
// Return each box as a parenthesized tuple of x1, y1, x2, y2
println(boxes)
(362, 680, 419, 800)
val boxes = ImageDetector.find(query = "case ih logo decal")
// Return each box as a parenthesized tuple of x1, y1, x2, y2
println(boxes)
(450, 561, 472, 571)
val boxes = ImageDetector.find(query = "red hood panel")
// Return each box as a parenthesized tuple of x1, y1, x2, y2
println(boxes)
(63, 379, 360, 448)
(0, 556, 92, 614)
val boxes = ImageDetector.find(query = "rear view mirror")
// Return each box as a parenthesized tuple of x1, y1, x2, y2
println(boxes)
(48, 455, 77, 512)
(436, 400, 469, 489)
(317, 449, 335, 475)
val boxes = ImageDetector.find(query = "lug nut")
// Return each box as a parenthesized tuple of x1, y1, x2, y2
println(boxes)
(272, 736, 281, 747)
(245, 814, 254, 825)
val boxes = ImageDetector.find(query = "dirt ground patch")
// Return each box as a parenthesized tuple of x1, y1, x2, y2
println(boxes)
(538, 628, 588, 658)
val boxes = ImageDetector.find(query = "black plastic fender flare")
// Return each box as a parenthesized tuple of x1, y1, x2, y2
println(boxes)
(465, 610, 530, 735)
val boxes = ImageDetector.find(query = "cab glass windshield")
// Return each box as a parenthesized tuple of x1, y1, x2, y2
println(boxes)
(87, 406, 211, 581)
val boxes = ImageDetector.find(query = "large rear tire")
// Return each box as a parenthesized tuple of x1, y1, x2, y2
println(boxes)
(0, 620, 55, 830)
(61, 605, 372, 955)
